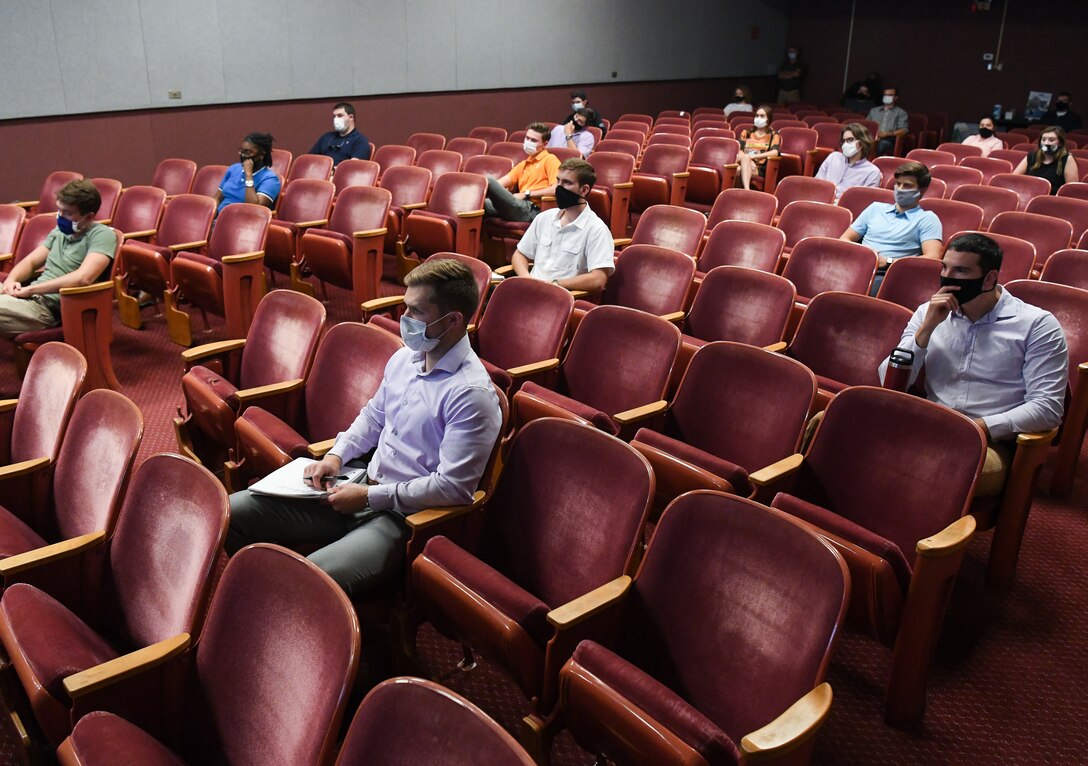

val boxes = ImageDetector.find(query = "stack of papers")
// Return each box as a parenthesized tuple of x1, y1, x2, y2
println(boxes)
(248, 457, 366, 499)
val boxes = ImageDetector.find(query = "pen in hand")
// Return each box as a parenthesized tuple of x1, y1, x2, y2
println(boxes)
(305, 474, 350, 488)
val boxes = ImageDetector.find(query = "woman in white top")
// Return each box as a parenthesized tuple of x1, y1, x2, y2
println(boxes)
(962, 116, 1004, 158)
(815, 123, 882, 202)
(724, 85, 753, 117)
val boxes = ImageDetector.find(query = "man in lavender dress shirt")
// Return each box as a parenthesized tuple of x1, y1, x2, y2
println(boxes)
(879, 233, 1067, 496)
(548, 108, 597, 157)
(226, 259, 502, 596)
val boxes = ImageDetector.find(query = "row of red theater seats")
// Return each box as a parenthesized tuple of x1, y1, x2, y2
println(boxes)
(0, 340, 927, 761)
(0, 345, 540, 763)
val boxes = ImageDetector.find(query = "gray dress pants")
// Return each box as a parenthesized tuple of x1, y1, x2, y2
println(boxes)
(227, 489, 409, 598)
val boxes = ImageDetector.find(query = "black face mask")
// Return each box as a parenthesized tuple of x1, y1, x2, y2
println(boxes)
(1042, 144, 1059, 155)
(979, 127, 994, 138)
(240, 152, 263, 167)
(940, 274, 994, 306)
(733, 95, 744, 103)
(554, 185, 584, 210)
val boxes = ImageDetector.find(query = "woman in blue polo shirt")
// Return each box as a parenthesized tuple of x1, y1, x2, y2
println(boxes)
(215, 132, 281, 214)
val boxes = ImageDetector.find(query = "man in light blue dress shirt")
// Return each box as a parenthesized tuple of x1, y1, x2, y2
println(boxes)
(880, 233, 1068, 495)
(227, 259, 502, 596)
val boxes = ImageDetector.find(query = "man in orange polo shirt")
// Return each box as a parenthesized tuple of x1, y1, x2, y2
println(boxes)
(484, 121, 561, 222)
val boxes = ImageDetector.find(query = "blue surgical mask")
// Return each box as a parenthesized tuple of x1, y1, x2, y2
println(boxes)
(399, 312, 452, 353)
(56, 214, 77, 235)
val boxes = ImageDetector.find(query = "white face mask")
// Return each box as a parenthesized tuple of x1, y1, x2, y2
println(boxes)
(333, 116, 348, 133)
(572, 102, 584, 111)
(882, 95, 895, 106)
(523, 138, 539, 154)
(399, 312, 452, 353)
(841, 140, 859, 158)
(753, 116, 768, 129)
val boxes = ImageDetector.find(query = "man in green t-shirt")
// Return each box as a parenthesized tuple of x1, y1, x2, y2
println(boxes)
(0, 179, 116, 339)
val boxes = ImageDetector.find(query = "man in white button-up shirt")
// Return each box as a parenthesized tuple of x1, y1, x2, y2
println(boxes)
(880, 233, 1068, 494)
(511, 158, 615, 294)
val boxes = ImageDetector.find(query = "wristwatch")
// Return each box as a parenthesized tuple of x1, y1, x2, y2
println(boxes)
(244, 179, 255, 188)
(523, 191, 532, 200)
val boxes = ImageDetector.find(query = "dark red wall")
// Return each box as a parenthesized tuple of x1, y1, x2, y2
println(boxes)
(786, 1, 1088, 124)
(1, 77, 774, 203)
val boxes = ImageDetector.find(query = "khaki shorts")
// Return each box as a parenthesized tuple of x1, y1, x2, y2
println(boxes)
(0, 294, 58, 340)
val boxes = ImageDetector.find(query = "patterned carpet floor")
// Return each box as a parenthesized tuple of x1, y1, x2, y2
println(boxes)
(0, 285, 1085, 765)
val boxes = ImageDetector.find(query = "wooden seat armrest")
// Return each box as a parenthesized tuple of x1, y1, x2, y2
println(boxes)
(1015, 428, 1057, 449)
(0, 399, 17, 414)
(59, 281, 112, 296)
(232, 378, 305, 405)
(167, 239, 209, 252)
(181, 338, 246, 365)
(63, 634, 191, 699)
(307, 438, 337, 458)
(723, 162, 740, 171)
(671, 172, 691, 179)
(916, 515, 975, 559)
(569, 289, 589, 299)
(547, 575, 632, 630)
(405, 491, 487, 531)
(221, 250, 265, 264)
(0, 456, 51, 482)
(749, 453, 804, 487)
(739, 682, 832, 761)
(659, 310, 685, 325)
(0, 253, 11, 265)
(612, 238, 633, 248)
(121, 229, 157, 239)
(360, 295, 406, 314)
(457, 209, 486, 219)
(98, 218, 113, 226)
(507, 358, 561, 379)
(353, 227, 388, 238)
(612, 400, 668, 426)
(493, 264, 516, 277)
(294, 219, 329, 228)
(12, 201, 38, 210)
(0, 531, 106, 577)
(613, 181, 634, 189)
(401, 202, 428, 211)
(762, 341, 788, 353)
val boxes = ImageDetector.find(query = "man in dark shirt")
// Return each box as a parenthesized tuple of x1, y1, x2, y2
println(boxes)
(1040, 92, 1082, 133)
(310, 102, 371, 165)
(563, 90, 607, 137)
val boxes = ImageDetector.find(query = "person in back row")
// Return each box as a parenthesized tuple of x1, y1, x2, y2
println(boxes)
(564, 91, 607, 137)
(868, 86, 908, 156)
(215, 132, 281, 213)
(962, 116, 1004, 158)
(1012, 126, 1080, 195)
(310, 101, 372, 164)
(815, 122, 882, 202)
(511, 158, 615, 294)
(0, 179, 116, 339)
(840, 160, 942, 294)
(483, 122, 561, 223)
(724, 85, 753, 117)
